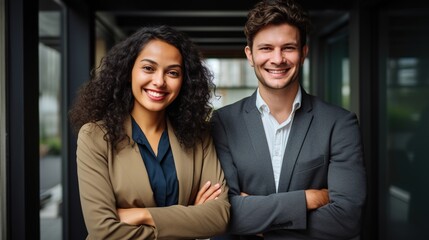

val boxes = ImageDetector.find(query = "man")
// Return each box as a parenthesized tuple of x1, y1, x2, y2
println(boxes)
(211, 0, 366, 239)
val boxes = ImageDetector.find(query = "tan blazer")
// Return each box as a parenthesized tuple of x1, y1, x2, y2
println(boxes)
(76, 117, 230, 239)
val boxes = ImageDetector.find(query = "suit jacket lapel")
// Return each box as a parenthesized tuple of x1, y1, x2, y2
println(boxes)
(278, 89, 313, 192)
(244, 92, 276, 193)
(167, 119, 194, 205)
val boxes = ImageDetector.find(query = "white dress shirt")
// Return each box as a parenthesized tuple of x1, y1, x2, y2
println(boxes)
(256, 88, 302, 191)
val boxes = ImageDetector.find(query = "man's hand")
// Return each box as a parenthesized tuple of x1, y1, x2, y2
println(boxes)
(195, 181, 222, 205)
(305, 188, 330, 210)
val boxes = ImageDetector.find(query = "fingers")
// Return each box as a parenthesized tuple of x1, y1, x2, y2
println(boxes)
(319, 189, 330, 205)
(195, 181, 222, 205)
(201, 182, 221, 202)
(205, 183, 221, 200)
(322, 189, 330, 204)
(305, 189, 330, 210)
(195, 181, 211, 203)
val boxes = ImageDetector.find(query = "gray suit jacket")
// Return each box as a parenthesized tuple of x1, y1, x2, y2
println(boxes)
(211, 88, 366, 240)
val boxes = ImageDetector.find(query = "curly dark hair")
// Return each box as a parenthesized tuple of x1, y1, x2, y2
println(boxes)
(244, 0, 312, 49)
(69, 25, 215, 149)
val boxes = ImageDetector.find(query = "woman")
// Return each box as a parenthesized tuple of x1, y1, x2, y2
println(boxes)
(69, 25, 230, 239)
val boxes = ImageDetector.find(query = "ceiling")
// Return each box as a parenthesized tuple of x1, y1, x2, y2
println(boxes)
(43, 0, 352, 57)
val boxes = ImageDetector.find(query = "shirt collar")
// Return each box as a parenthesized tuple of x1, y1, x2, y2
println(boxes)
(131, 117, 149, 146)
(131, 116, 169, 157)
(256, 88, 269, 114)
(256, 87, 302, 114)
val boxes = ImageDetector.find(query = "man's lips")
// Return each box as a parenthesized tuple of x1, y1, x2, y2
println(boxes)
(266, 69, 288, 74)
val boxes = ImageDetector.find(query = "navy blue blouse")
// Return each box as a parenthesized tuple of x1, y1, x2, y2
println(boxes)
(131, 118, 179, 207)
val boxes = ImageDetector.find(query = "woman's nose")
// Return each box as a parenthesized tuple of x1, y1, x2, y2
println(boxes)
(152, 72, 166, 87)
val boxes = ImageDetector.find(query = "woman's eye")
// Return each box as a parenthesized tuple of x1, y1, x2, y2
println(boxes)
(142, 66, 154, 72)
(168, 71, 180, 77)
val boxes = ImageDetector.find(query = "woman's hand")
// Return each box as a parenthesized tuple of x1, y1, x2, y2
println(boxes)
(195, 181, 222, 205)
(117, 208, 155, 226)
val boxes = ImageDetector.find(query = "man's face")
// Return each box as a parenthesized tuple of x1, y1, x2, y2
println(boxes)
(245, 23, 308, 92)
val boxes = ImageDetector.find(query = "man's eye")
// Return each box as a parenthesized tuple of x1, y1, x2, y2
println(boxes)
(284, 46, 297, 51)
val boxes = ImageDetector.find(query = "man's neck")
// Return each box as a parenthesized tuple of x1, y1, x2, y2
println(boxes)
(259, 84, 299, 123)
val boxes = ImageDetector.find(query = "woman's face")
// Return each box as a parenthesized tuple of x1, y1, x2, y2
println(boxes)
(131, 39, 183, 116)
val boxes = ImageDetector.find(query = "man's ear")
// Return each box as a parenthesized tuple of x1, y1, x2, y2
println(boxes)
(244, 46, 254, 67)
(301, 45, 309, 65)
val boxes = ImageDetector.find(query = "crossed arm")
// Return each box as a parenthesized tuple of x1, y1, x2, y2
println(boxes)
(77, 123, 230, 239)
(211, 110, 366, 239)
(241, 190, 329, 211)
(239, 190, 329, 238)
(117, 180, 223, 226)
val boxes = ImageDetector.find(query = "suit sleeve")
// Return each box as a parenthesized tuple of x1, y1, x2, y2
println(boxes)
(211, 111, 308, 235)
(294, 112, 367, 239)
(147, 135, 230, 239)
(77, 123, 156, 239)
(211, 110, 366, 239)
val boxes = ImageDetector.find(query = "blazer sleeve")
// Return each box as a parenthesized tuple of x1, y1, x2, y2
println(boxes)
(212, 109, 366, 239)
(265, 111, 367, 240)
(297, 111, 367, 239)
(77, 123, 156, 239)
(147, 135, 230, 239)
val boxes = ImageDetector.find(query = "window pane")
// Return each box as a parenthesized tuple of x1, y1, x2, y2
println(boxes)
(325, 29, 350, 110)
(382, 10, 429, 240)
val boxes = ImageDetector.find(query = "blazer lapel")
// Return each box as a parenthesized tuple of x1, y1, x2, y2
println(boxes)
(244, 92, 276, 193)
(122, 116, 157, 206)
(167, 119, 194, 205)
(278, 89, 313, 192)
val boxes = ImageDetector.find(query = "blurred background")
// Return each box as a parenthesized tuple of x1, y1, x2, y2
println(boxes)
(1, 0, 428, 239)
